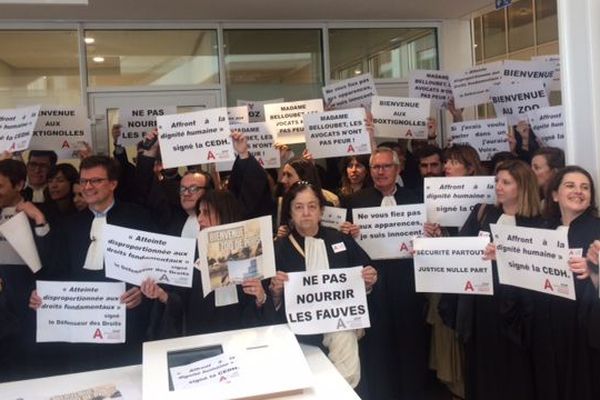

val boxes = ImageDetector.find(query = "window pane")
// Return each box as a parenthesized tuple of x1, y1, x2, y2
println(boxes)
(508, 0, 534, 52)
(85, 30, 219, 87)
(473, 17, 483, 63)
(329, 28, 438, 80)
(224, 29, 323, 105)
(483, 9, 506, 59)
(0, 30, 80, 108)
(536, 0, 558, 44)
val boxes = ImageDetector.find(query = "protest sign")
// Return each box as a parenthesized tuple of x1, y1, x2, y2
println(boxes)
(156, 107, 234, 169)
(501, 60, 556, 90)
(103, 224, 195, 288)
(409, 70, 453, 109)
(170, 353, 242, 391)
(413, 237, 493, 295)
(216, 122, 280, 172)
(36, 280, 126, 343)
(227, 106, 249, 125)
(117, 106, 175, 147)
(0, 211, 42, 272)
(490, 81, 550, 125)
(532, 55, 561, 91)
(237, 98, 284, 122)
(490, 224, 574, 300)
(449, 118, 510, 161)
(197, 216, 275, 296)
(284, 266, 370, 335)
(264, 99, 323, 144)
(527, 105, 565, 149)
(353, 204, 425, 260)
(48, 384, 126, 400)
(424, 176, 496, 227)
(303, 108, 371, 159)
(0, 105, 40, 153)
(321, 206, 347, 230)
(30, 106, 91, 159)
(322, 73, 377, 110)
(449, 61, 503, 108)
(371, 96, 430, 139)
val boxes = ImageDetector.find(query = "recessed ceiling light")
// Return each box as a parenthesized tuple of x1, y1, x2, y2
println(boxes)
(92, 56, 104, 63)
(84, 37, 95, 44)
(354, 69, 362, 75)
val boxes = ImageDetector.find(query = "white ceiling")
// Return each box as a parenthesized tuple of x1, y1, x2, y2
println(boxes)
(0, 0, 493, 21)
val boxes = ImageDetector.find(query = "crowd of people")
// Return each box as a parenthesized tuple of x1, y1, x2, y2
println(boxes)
(0, 107, 599, 400)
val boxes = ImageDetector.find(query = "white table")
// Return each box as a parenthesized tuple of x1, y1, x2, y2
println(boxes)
(0, 344, 359, 400)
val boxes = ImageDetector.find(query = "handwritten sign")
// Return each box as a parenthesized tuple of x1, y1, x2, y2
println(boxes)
(449, 61, 503, 108)
(157, 107, 234, 169)
(527, 105, 565, 149)
(264, 99, 323, 144)
(409, 70, 453, 109)
(103, 224, 195, 288)
(424, 176, 496, 227)
(490, 81, 550, 125)
(284, 266, 370, 335)
(237, 98, 284, 122)
(491, 224, 574, 300)
(304, 108, 371, 159)
(0, 105, 40, 153)
(449, 118, 510, 161)
(36, 280, 126, 343)
(118, 106, 176, 147)
(371, 96, 430, 139)
(322, 74, 377, 110)
(413, 237, 493, 295)
(353, 204, 425, 260)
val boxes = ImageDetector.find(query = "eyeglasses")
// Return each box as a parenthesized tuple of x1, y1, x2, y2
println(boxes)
(370, 163, 396, 171)
(179, 185, 206, 195)
(79, 178, 108, 187)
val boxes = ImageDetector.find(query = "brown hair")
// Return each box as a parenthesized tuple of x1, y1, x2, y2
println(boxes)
(443, 144, 487, 176)
(495, 159, 541, 217)
(543, 165, 598, 219)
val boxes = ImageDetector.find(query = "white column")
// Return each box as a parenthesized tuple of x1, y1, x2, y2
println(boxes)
(557, 0, 600, 193)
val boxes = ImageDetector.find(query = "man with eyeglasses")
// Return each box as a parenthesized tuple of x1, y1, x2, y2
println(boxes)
(344, 147, 428, 400)
(30, 155, 155, 374)
(23, 150, 57, 203)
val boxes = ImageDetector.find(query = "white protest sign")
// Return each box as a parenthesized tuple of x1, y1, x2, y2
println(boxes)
(449, 118, 510, 161)
(36, 280, 126, 343)
(527, 105, 565, 149)
(228, 106, 249, 125)
(264, 99, 323, 145)
(170, 353, 242, 391)
(449, 61, 503, 108)
(237, 98, 284, 122)
(156, 107, 234, 169)
(303, 108, 371, 159)
(491, 224, 574, 300)
(103, 224, 195, 288)
(216, 122, 280, 172)
(321, 206, 347, 230)
(409, 70, 453, 109)
(0, 211, 42, 272)
(322, 73, 377, 110)
(490, 81, 550, 125)
(532, 55, 561, 91)
(371, 96, 430, 139)
(30, 106, 91, 159)
(501, 60, 556, 90)
(0, 209, 24, 266)
(284, 266, 370, 335)
(117, 106, 176, 147)
(413, 237, 493, 295)
(353, 204, 426, 260)
(197, 216, 276, 296)
(0, 105, 40, 153)
(424, 176, 496, 227)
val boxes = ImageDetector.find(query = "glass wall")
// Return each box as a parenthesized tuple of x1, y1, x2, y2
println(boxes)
(85, 30, 219, 87)
(329, 28, 438, 80)
(223, 29, 323, 105)
(0, 30, 80, 108)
